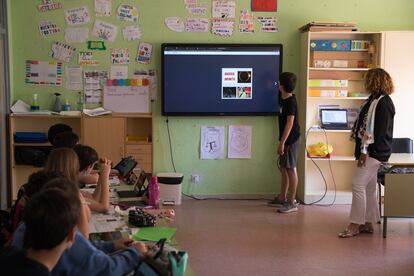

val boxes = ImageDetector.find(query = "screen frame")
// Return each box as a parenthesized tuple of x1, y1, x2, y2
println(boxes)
(161, 43, 283, 116)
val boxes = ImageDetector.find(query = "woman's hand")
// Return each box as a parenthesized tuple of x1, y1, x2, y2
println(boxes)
(358, 153, 368, 167)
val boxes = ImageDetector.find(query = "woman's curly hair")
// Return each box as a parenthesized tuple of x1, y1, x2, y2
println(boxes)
(364, 68, 394, 97)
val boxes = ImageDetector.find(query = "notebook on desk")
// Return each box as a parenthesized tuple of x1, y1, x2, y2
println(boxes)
(320, 109, 350, 130)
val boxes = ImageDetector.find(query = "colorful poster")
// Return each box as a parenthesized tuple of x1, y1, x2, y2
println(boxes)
(84, 70, 108, 104)
(200, 126, 225, 160)
(228, 125, 252, 159)
(39, 20, 61, 36)
(222, 68, 253, 99)
(38, 0, 62, 12)
(65, 66, 83, 91)
(211, 19, 234, 36)
(65, 27, 89, 43)
(212, 0, 236, 19)
(92, 19, 118, 42)
(111, 48, 130, 64)
(50, 42, 76, 62)
(25, 60, 62, 86)
(251, 0, 277, 11)
(165, 17, 185, 32)
(257, 17, 278, 32)
(186, 18, 209, 32)
(136, 42, 153, 64)
(239, 10, 254, 33)
(116, 4, 139, 22)
(79, 51, 99, 66)
(122, 25, 142, 41)
(64, 6, 91, 26)
(95, 0, 112, 16)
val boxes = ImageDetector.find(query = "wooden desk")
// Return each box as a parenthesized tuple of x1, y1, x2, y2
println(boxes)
(383, 153, 414, 238)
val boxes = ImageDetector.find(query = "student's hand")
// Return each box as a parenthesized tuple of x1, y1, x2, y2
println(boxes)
(278, 143, 285, 155)
(98, 158, 111, 177)
(358, 153, 367, 167)
(131, 241, 148, 255)
(113, 238, 134, 251)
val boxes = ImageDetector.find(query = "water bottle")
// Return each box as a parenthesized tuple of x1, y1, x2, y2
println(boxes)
(63, 99, 71, 111)
(53, 93, 62, 113)
(148, 176, 159, 209)
(30, 94, 40, 111)
(77, 91, 84, 111)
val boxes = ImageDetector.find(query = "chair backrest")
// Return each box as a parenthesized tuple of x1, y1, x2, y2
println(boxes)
(392, 138, 413, 153)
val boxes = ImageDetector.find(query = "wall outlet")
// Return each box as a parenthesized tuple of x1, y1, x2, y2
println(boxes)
(191, 174, 200, 184)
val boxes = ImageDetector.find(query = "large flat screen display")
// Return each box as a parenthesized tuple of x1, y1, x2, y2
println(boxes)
(162, 44, 282, 116)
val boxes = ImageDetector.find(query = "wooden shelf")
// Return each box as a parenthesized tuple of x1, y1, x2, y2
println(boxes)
(307, 97, 367, 100)
(309, 67, 370, 71)
(306, 155, 356, 161)
(125, 141, 152, 145)
(14, 143, 51, 147)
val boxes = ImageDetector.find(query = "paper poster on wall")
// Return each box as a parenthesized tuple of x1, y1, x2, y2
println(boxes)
(211, 19, 234, 36)
(117, 4, 139, 22)
(50, 42, 76, 63)
(84, 71, 108, 104)
(64, 6, 91, 26)
(95, 0, 112, 16)
(65, 27, 89, 43)
(228, 125, 252, 159)
(103, 85, 150, 113)
(165, 17, 185, 32)
(222, 68, 253, 99)
(38, 0, 62, 12)
(122, 25, 142, 41)
(92, 19, 118, 42)
(39, 21, 61, 36)
(134, 69, 157, 101)
(200, 126, 225, 160)
(185, 1, 208, 15)
(87, 41, 106, 51)
(186, 18, 209, 32)
(239, 10, 254, 33)
(251, 0, 277, 11)
(111, 48, 130, 64)
(212, 0, 236, 18)
(257, 17, 278, 32)
(25, 60, 62, 86)
(65, 66, 83, 91)
(110, 66, 128, 79)
(136, 43, 153, 64)
(79, 51, 99, 66)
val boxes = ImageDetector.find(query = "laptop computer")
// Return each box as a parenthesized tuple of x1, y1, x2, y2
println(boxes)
(117, 170, 150, 198)
(320, 109, 350, 130)
(113, 156, 138, 178)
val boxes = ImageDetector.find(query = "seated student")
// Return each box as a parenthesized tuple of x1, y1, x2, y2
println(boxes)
(0, 188, 80, 275)
(12, 178, 148, 276)
(73, 144, 99, 185)
(52, 131, 79, 148)
(48, 124, 72, 146)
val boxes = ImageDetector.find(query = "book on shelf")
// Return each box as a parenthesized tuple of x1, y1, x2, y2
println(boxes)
(299, 21, 357, 32)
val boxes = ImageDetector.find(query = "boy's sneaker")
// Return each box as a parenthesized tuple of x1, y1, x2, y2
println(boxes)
(277, 201, 299, 213)
(267, 197, 286, 207)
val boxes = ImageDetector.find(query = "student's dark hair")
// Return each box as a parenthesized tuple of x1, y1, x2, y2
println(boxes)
(24, 188, 80, 250)
(42, 177, 79, 196)
(279, 72, 297, 93)
(24, 170, 64, 198)
(53, 131, 79, 148)
(48, 124, 73, 145)
(73, 144, 99, 172)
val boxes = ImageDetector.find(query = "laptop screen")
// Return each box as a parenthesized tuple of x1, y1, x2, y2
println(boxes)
(321, 109, 347, 125)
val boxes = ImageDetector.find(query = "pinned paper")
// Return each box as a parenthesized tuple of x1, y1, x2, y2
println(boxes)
(110, 66, 128, 79)
(26, 60, 62, 86)
(122, 25, 142, 41)
(251, 0, 277, 12)
(111, 48, 130, 65)
(257, 17, 278, 32)
(212, 0, 236, 19)
(134, 69, 157, 101)
(136, 42, 153, 64)
(65, 6, 91, 26)
(39, 21, 61, 36)
(50, 42, 76, 62)
(79, 51, 99, 66)
(200, 126, 225, 160)
(239, 10, 254, 33)
(95, 0, 111, 16)
(228, 125, 252, 159)
(186, 2, 208, 15)
(92, 19, 118, 42)
(84, 71, 108, 104)
(117, 4, 139, 22)
(186, 18, 209, 32)
(87, 41, 106, 51)
(38, 0, 62, 12)
(165, 17, 185, 32)
(65, 27, 89, 43)
(65, 66, 83, 91)
(212, 19, 234, 36)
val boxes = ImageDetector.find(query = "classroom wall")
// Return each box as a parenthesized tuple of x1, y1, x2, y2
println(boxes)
(7, 0, 414, 196)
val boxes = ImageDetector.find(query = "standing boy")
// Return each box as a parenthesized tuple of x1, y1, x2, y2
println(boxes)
(268, 72, 301, 213)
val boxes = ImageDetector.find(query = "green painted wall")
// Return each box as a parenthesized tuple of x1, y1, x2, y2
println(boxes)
(7, 0, 414, 196)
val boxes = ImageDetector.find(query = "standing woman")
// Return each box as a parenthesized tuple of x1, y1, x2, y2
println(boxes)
(339, 68, 395, 238)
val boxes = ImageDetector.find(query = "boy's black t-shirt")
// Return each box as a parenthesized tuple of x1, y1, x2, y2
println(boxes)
(278, 94, 300, 145)
(0, 247, 50, 276)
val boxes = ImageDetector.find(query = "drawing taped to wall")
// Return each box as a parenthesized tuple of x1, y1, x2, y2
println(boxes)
(228, 125, 252, 159)
(200, 126, 225, 160)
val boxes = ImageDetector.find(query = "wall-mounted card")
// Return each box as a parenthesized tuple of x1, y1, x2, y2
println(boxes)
(65, 27, 89, 43)
(122, 25, 142, 41)
(25, 60, 62, 86)
(110, 66, 128, 79)
(65, 6, 91, 26)
(50, 42, 76, 63)
(186, 18, 209, 32)
(212, 0, 236, 19)
(92, 19, 118, 42)
(84, 70, 108, 104)
(117, 4, 139, 22)
(39, 20, 61, 36)
(38, 0, 62, 12)
(257, 16, 278, 32)
(65, 66, 83, 91)
(136, 42, 153, 64)
(111, 48, 130, 64)
(165, 17, 185, 32)
(186, 3, 208, 15)
(212, 19, 234, 36)
(251, 0, 277, 12)
(239, 10, 254, 33)
(87, 41, 106, 51)
(95, 0, 112, 17)
(79, 51, 99, 66)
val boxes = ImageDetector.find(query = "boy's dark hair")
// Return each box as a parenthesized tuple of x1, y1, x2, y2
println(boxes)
(23, 188, 80, 250)
(24, 170, 64, 198)
(279, 72, 297, 93)
(73, 144, 99, 172)
(42, 177, 79, 196)
(48, 124, 73, 145)
(53, 131, 79, 148)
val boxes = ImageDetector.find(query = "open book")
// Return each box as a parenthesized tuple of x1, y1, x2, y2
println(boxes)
(83, 107, 112, 117)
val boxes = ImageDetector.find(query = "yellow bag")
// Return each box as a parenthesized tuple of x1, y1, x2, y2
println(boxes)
(307, 142, 333, 157)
